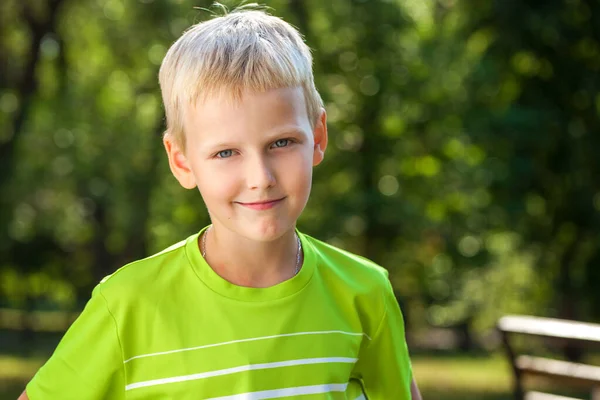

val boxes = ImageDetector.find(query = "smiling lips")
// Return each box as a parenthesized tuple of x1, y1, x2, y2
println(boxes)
(236, 197, 285, 210)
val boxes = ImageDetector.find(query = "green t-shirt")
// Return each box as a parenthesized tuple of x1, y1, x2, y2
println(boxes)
(27, 229, 413, 399)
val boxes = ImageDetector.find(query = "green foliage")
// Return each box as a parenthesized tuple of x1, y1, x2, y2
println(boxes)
(1, 0, 599, 342)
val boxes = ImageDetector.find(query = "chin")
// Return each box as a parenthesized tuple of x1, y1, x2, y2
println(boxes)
(248, 220, 294, 242)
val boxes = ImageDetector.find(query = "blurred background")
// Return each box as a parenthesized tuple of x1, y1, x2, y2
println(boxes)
(1, 0, 600, 398)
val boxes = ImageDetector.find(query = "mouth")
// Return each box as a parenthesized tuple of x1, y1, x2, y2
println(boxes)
(236, 197, 286, 210)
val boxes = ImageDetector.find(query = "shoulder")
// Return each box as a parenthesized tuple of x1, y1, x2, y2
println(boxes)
(96, 233, 196, 300)
(302, 233, 391, 293)
(302, 233, 398, 335)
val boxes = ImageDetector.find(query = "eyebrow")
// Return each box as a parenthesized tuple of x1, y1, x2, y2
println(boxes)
(265, 125, 307, 138)
(204, 126, 307, 151)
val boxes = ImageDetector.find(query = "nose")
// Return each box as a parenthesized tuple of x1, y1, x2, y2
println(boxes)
(245, 154, 276, 190)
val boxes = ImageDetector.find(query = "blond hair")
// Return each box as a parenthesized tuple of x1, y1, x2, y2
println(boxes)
(159, 5, 323, 149)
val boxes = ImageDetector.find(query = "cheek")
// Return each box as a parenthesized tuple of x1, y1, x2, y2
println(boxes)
(280, 153, 313, 193)
(195, 165, 240, 202)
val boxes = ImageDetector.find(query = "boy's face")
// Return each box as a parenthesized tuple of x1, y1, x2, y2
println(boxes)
(164, 86, 327, 242)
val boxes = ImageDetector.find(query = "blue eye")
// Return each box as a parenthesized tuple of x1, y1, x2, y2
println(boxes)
(273, 139, 289, 148)
(217, 150, 233, 158)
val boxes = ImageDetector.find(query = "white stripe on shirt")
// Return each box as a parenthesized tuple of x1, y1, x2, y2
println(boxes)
(124, 330, 370, 363)
(125, 357, 358, 391)
(204, 383, 350, 400)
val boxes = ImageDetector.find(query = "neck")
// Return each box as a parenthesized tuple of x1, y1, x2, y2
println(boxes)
(201, 225, 301, 288)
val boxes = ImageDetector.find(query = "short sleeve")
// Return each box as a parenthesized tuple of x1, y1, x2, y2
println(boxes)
(26, 285, 125, 400)
(352, 277, 413, 399)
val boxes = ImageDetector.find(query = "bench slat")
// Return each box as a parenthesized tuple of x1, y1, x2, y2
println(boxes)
(499, 315, 600, 343)
(524, 391, 583, 400)
(517, 355, 600, 385)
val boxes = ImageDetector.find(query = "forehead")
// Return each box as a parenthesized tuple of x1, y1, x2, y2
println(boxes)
(184, 86, 311, 143)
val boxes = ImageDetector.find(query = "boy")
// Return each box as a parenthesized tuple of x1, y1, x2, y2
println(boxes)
(20, 6, 421, 400)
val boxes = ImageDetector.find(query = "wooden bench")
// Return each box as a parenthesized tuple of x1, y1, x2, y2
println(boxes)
(498, 315, 600, 400)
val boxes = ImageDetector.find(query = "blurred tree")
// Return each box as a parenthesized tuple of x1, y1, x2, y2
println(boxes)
(460, 0, 600, 322)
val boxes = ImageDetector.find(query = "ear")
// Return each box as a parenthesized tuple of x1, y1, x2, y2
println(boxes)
(312, 108, 328, 166)
(163, 133, 197, 189)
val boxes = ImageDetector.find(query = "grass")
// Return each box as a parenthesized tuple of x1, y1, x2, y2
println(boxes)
(0, 355, 46, 381)
(0, 355, 46, 399)
(412, 352, 513, 399)
(412, 352, 594, 400)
